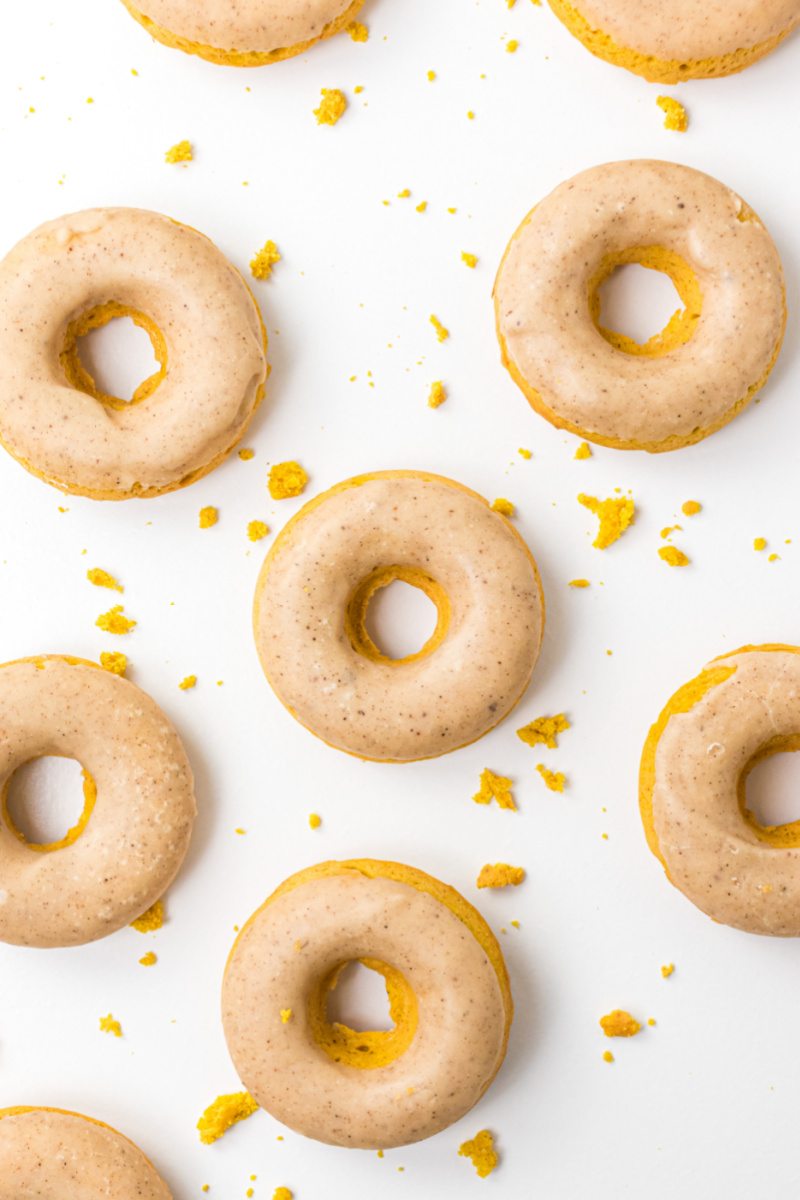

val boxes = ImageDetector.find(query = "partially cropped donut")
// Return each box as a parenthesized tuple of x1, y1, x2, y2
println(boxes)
(547, 0, 800, 82)
(0, 656, 195, 948)
(221, 859, 513, 1148)
(0, 1107, 170, 1199)
(252, 470, 545, 762)
(494, 160, 786, 453)
(0, 208, 267, 499)
(119, 0, 367, 67)
(640, 644, 800, 936)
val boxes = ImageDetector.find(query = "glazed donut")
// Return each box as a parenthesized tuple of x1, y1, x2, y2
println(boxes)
(252, 470, 545, 762)
(221, 859, 513, 1149)
(494, 160, 786, 453)
(546, 0, 800, 82)
(118, 0, 366, 67)
(640, 644, 800, 936)
(0, 1107, 170, 1199)
(0, 656, 195, 948)
(0, 207, 267, 500)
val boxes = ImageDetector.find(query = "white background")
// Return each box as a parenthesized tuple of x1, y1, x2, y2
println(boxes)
(2, 1, 800, 1196)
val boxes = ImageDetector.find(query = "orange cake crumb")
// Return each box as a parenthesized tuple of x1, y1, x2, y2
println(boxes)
(600, 1010, 641, 1038)
(518, 448, 532, 459)
(280, 1009, 292, 1024)
(574, 442, 592, 459)
(416, 201, 427, 213)
(536, 764, 565, 792)
(657, 95, 688, 131)
(397, 188, 410, 198)
(250, 240, 281, 280)
(769, 553, 780, 562)
(506, 39, 519, 52)
(430, 314, 449, 342)
(517, 713, 570, 749)
(96, 605, 136, 635)
(247, 520, 270, 542)
(682, 500, 701, 516)
(87, 568, 122, 592)
(660, 525, 681, 539)
(461, 251, 478, 268)
(239, 448, 255, 461)
(491, 497, 514, 517)
(309, 813, 322, 829)
(661, 963, 674, 978)
(130, 899, 164, 933)
(314, 88, 346, 126)
(199, 507, 217, 529)
(659, 546, 690, 567)
(100, 651, 126, 677)
(458, 1130, 498, 1178)
(165, 139, 193, 164)
(428, 381, 447, 409)
(754, 537, 767, 551)
(568, 579, 590, 588)
(427, 70, 436, 80)
(476, 863, 525, 889)
(197, 1093, 259, 1145)
(472, 768, 516, 811)
(139, 951, 157, 967)
(347, 20, 368, 40)
(179, 675, 197, 690)
(273, 1190, 292, 1200)
(603, 1050, 614, 1063)
(268, 461, 308, 499)
(99, 1014, 122, 1037)
(578, 493, 634, 549)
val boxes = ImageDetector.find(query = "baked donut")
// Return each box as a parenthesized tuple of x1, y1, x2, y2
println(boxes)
(118, 0, 366, 67)
(252, 470, 545, 762)
(547, 0, 800, 82)
(0, 1107, 170, 1199)
(0, 655, 195, 948)
(494, 160, 786, 453)
(0, 207, 267, 500)
(221, 859, 513, 1149)
(640, 644, 800, 936)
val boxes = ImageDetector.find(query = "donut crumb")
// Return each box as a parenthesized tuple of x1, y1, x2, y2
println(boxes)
(568, 579, 590, 588)
(309, 812, 322, 829)
(100, 651, 126, 677)
(314, 89, 347, 126)
(656, 95, 688, 132)
(239, 449, 255, 461)
(578, 493, 634, 549)
(682, 500, 701, 516)
(536, 764, 565, 792)
(754, 538, 767, 551)
(476, 863, 525, 888)
(247, 520, 270, 542)
(179, 675, 197, 690)
(250, 240, 281, 279)
(99, 1013, 122, 1037)
(347, 20, 368, 41)
(273, 1190, 292, 1200)
(661, 963, 674, 978)
(574, 441, 592, 459)
(461, 251, 478, 268)
(95, 605, 136, 635)
(603, 1050, 614, 1063)
(658, 546, 689, 567)
(268, 462, 308, 499)
(199, 507, 217, 529)
(458, 1130, 498, 1178)
(139, 951, 157, 967)
(472, 768, 516, 811)
(517, 713, 570, 749)
(491, 498, 515, 516)
(130, 899, 164, 933)
(430, 315, 449, 342)
(197, 1093, 259, 1145)
(428, 381, 447, 408)
(87, 568, 122, 592)
(280, 1009, 292, 1023)
(600, 1010, 641, 1038)
(165, 140, 193, 164)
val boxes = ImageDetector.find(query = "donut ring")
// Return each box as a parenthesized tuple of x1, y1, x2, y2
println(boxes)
(546, 0, 800, 83)
(252, 470, 545, 762)
(0, 207, 267, 499)
(640, 644, 800, 936)
(494, 160, 786, 453)
(0, 1107, 170, 1199)
(118, 0, 366, 67)
(0, 656, 196, 948)
(221, 859, 513, 1149)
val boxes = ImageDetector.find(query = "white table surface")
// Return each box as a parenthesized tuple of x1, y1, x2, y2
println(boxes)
(2, 1, 800, 1196)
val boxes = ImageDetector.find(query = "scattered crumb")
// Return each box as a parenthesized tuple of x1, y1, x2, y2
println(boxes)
(99, 1014, 122, 1037)
(130, 900, 164, 933)
(491, 497, 514, 517)
(347, 20, 368, 41)
(754, 538, 767, 551)
(600, 1010, 641, 1038)
(239, 448, 255, 460)
(100, 651, 126, 677)
(476, 863, 525, 889)
(472, 768, 516, 811)
(428, 380, 447, 409)
(199, 507, 217, 529)
(165, 139, 192, 164)
(658, 546, 690, 567)
(87, 568, 122, 592)
(648, 1018, 656, 1026)
(235, 828, 246, 835)
(510, 920, 519, 929)
(536, 764, 565, 792)
(574, 442, 592, 459)
(518, 448, 531, 459)
(139, 951, 157, 967)
(682, 500, 701, 516)
(660, 525, 681, 539)
(769, 553, 780, 562)
(416, 201, 427, 213)
(95, 605, 136, 635)
(458, 1130, 498, 1179)
(250, 240, 281, 279)
(247, 520, 270, 541)
(430, 314, 449, 342)
(661, 963, 674, 978)
(517, 713, 570, 749)
(578, 493, 635, 549)
(506, 39, 518, 52)
(309, 812, 322, 829)
(603, 1050, 614, 1063)
(197, 1093, 259, 1145)
(427, 70, 436, 81)
(568, 579, 590, 588)
(179, 675, 197, 690)
(657, 95, 688, 131)
(461, 251, 478, 268)
(280, 1009, 292, 1024)
(314, 88, 346, 126)
(273, 1190, 292, 1200)
(268, 461, 307, 499)
(397, 188, 410, 198)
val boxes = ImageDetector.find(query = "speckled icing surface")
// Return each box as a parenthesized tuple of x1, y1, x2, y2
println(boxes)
(0, 657, 196, 948)
(495, 160, 785, 447)
(0, 208, 266, 497)
(253, 472, 545, 762)
(129, 0, 358, 51)
(651, 649, 800, 936)
(0, 1108, 170, 1200)
(569, 0, 800, 60)
(222, 869, 508, 1149)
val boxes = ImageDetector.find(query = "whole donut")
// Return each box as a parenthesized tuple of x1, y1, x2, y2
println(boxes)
(252, 470, 545, 762)
(547, 0, 800, 82)
(640, 644, 800, 936)
(0, 1107, 170, 1199)
(0, 656, 196, 948)
(494, 160, 786, 453)
(0, 208, 267, 499)
(118, 0, 367, 67)
(221, 859, 513, 1149)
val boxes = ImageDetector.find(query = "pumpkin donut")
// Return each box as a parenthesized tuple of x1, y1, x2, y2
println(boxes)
(494, 160, 786, 453)
(221, 859, 513, 1149)
(640, 644, 800, 936)
(0, 207, 267, 499)
(252, 470, 545, 762)
(0, 1107, 170, 1199)
(118, 0, 367, 67)
(0, 655, 195, 948)
(546, 0, 800, 82)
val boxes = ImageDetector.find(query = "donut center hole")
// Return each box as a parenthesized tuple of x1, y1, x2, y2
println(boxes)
(325, 960, 394, 1033)
(61, 303, 167, 410)
(744, 745, 800, 830)
(2, 757, 96, 852)
(345, 566, 451, 667)
(589, 246, 702, 358)
(308, 956, 418, 1070)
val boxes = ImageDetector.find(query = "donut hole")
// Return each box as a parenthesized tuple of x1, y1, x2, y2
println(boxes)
(308, 956, 418, 1069)
(588, 246, 702, 358)
(741, 736, 800, 846)
(61, 302, 167, 410)
(325, 960, 395, 1033)
(2, 756, 96, 852)
(346, 566, 451, 666)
